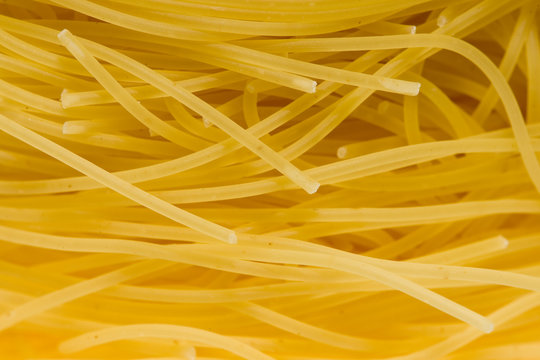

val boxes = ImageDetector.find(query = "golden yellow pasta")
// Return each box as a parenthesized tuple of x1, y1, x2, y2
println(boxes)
(0, 0, 539, 359)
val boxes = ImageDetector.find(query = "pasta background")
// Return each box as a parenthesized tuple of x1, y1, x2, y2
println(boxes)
(0, 0, 540, 359)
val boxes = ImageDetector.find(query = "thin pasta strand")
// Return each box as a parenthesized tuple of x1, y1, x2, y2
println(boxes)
(0, 259, 169, 331)
(59, 324, 276, 360)
(64, 31, 320, 194)
(0, 113, 236, 243)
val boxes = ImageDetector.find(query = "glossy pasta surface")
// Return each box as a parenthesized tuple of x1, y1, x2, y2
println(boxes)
(0, 1, 540, 359)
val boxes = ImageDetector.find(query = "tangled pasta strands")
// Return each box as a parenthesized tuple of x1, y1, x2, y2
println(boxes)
(0, 0, 539, 359)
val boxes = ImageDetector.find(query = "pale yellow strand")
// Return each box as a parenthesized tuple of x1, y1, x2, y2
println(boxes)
(0, 113, 236, 243)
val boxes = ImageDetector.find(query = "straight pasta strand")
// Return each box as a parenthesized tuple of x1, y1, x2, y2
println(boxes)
(0, 113, 236, 243)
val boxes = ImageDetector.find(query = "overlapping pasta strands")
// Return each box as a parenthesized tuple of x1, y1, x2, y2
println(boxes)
(0, 0, 539, 360)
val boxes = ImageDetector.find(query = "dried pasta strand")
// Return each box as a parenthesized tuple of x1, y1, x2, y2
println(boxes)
(0, 113, 236, 243)
(59, 324, 276, 360)
(0, 259, 168, 331)
(62, 30, 320, 194)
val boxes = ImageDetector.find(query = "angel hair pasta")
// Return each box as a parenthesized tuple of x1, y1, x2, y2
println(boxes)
(0, 0, 540, 359)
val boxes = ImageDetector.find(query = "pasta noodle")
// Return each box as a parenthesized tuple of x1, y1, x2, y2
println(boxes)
(0, 0, 539, 359)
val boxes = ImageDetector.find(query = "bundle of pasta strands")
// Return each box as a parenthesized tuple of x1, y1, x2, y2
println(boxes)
(1, 0, 540, 359)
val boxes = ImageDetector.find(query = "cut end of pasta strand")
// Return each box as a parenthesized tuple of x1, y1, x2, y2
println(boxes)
(337, 146, 347, 159)
(483, 321, 495, 334)
(202, 117, 213, 128)
(305, 181, 320, 194)
(60, 89, 71, 109)
(227, 232, 238, 244)
(496, 235, 510, 249)
(57, 29, 85, 59)
(309, 80, 317, 93)
(62, 121, 82, 135)
(437, 16, 448, 27)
